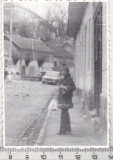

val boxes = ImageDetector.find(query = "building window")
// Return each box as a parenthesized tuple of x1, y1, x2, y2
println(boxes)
(5, 59, 8, 67)
(25, 59, 30, 66)
(13, 58, 18, 65)
(54, 61, 57, 67)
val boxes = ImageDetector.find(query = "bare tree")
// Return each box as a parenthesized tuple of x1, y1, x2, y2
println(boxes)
(46, 2, 68, 37)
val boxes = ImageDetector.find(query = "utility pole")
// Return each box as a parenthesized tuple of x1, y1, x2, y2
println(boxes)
(4, 7, 13, 69)
(9, 8, 13, 67)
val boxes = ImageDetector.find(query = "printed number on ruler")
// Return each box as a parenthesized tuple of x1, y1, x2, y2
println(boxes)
(0, 148, 113, 160)
(6, 153, 113, 160)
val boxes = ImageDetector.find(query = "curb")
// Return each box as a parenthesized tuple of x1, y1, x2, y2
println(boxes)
(34, 98, 53, 146)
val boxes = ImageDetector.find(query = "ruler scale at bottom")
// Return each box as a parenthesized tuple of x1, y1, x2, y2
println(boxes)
(0, 148, 113, 160)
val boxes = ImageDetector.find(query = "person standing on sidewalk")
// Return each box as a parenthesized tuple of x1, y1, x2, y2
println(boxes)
(57, 66, 76, 135)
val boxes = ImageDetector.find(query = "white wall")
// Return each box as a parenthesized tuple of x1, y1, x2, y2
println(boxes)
(74, 2, 107, 99)
(74, 3, 94, 92)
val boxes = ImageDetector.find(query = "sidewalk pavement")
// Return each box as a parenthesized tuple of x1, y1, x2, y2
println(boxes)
(37, 97, 107, 146)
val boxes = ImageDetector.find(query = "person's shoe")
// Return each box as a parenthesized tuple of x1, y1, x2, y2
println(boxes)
(57, 132, 66, 135)
(66, 131, 71, 135)
(57, 132, 62, 135)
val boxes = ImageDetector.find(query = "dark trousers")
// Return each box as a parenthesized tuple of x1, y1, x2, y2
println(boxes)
(60, 109, 71, 134)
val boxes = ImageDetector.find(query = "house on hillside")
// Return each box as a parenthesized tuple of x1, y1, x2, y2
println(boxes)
(4, 34, 55, 76)
(67, 2, 107, 133)
(63, 42, 74, 55)
(46, 40, 73, 68)
(4, 2, 43, 23)
(39, 21, 56, 41)
(4, 2, 57, 40)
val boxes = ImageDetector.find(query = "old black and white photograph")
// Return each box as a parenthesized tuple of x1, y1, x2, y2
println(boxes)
(4, 1, 108, 146)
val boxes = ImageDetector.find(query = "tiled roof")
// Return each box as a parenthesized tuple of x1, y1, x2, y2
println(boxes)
(46, 42, 73, 59)
(4, 40, 18, 56)
(63, 42, 74, 49)
(5, 34, 54, 54)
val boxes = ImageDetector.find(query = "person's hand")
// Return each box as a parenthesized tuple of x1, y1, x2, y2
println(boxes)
(60, 85, 67, 89)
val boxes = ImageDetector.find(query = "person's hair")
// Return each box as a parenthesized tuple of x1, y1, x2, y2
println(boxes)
(61, 66, 69, 73)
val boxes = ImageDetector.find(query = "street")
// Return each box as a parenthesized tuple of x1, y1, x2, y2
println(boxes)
(5, 80, 58, 146)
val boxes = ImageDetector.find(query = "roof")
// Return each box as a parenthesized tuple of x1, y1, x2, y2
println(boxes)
(67, 2, 88, 38)
(5, 34, 55, 54)
(4, 40, 19, 56)
(46, 41, 73, 59)
(40, 21, 57, 32)
(63, 42, 74, 49)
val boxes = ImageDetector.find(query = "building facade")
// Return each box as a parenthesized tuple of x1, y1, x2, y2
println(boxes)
(68, 2, 107, 127)
(4, 34, 55, 76)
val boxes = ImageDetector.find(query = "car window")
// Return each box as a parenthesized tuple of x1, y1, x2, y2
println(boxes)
(46, 72, 59, 77)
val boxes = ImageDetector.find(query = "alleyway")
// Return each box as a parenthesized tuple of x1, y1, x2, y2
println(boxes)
(39, 97, 107, 146)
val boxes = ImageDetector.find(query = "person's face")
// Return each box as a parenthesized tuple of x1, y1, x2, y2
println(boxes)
(61, 70, 67, 77)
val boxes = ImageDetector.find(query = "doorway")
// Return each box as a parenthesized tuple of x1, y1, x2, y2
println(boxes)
(94, 3, 102, 116)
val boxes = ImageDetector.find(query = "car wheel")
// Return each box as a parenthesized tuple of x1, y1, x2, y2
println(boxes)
(56, 81, 59, 85)
(39, 77, 41, 81)
(43, 81, 47, 84)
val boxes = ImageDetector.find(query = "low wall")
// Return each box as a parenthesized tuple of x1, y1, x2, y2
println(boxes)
(75, 88, 107, 126)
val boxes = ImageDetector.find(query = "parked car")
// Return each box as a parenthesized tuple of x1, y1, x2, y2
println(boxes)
(21, 73, 42, 81)
(42, 71, 60, 85)
(41, 62, 54, 76)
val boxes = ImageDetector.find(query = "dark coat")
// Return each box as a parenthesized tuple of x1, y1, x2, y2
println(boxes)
(58, 73, 76, 108)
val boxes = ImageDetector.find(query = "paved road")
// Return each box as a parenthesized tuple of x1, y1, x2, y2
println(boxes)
(5, 80, 58, 146)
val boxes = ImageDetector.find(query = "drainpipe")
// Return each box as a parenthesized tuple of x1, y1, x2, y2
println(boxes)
(83, 27, 87, 111)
